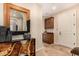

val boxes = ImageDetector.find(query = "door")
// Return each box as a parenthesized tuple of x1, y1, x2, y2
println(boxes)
(57, 9, 76, 48)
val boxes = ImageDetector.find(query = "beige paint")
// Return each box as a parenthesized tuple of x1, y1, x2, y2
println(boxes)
(54, 8, 76, 48)
(54, 5, 79, 48)
(54, 16, 58, 44)
(76, 6, 79, 47)
(13, 3, 44, 51)
(0, 3, 3, 26)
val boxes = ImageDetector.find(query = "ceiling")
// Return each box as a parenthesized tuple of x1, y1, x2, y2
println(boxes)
(40, 3, 78, 18)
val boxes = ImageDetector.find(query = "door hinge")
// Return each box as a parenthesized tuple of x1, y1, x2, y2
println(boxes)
(73, 13, 75, 16)
(73, 43, 75, 45)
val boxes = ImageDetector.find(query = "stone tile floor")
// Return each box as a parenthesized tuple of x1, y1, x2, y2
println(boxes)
(36, 43, 72, 56)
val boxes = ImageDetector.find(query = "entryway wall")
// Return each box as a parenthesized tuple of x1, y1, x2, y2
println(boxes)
(0, 3, 44, 51)
(54, 5, 79, 48)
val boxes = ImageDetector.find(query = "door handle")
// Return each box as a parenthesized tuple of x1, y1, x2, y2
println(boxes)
(59, 32, 61, 35)
(73, 33, 75, 36)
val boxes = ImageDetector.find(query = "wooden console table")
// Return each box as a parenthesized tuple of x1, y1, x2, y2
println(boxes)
(0, 38, 35, 56)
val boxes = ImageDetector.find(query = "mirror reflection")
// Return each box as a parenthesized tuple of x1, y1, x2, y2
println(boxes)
(10, 9, 28, 31)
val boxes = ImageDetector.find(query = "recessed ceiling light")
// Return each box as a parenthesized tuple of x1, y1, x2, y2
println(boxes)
(52, 6, 56, 10)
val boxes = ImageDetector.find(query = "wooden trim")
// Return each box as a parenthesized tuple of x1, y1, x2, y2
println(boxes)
(4, 3, 10, 27)
(8, 3, 30, 13)
(3, 3, 30, 27)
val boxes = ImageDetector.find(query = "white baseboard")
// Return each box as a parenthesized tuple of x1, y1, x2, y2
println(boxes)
(36, 47, 44, 52)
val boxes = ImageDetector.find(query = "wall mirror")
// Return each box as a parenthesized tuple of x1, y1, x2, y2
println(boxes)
(4, 3, 30, 34)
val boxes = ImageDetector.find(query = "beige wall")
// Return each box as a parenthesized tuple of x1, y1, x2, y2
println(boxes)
(76, 6, 79, 47)
(0, 3, 44, 51)
(54, 6, 79, 47)
(0, 3, 3, 26)
(53, 16, 58, 44)
(13, 3, 44, 51)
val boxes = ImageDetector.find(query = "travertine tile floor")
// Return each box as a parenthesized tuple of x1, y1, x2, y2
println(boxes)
(36, 43, 72, 56)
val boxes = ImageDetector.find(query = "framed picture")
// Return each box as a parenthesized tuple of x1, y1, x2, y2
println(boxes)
(4, 3, 30, 32)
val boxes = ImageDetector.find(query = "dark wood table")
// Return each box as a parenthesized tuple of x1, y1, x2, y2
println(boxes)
(0, 38, 35, 56)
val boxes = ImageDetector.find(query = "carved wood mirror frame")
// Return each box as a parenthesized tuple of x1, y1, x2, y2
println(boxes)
(3, 3, 30, 29)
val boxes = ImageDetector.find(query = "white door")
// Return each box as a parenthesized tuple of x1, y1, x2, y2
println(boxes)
(57, 9, 76, 48)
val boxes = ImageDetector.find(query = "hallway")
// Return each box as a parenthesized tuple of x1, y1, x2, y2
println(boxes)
(36, 43, 72, 56)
